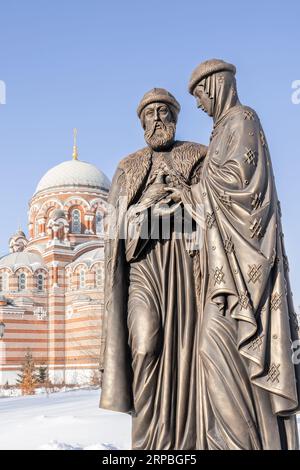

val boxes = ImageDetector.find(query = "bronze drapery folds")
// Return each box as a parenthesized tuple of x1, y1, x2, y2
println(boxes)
(100, 67, 300, 450)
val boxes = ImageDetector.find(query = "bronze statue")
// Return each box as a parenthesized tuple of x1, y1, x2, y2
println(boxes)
(100, 63, 300, 450)
(177, 59, 299, 449)
(100, 88, 207, 449)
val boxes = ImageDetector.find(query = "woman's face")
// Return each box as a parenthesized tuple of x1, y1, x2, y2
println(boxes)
(193, 82, 214, 116)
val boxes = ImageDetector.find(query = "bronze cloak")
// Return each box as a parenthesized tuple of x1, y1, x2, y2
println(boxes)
(99, 141, 207, 414)
(180, 104, 300, 448)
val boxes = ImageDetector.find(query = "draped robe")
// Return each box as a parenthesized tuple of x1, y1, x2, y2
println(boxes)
(100, 81, 300, 449)
(180, 76, 300, 448)
(99, 141, 206, 449)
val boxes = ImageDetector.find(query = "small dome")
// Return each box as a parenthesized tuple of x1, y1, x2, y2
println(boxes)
(35, 160, 111, 194)
(69, 247, 104, 268)
(14, 230, 26, 238)
(0, 251, 44, 271)
(9, 229, 27, 241)
(52, 209, 66, 220)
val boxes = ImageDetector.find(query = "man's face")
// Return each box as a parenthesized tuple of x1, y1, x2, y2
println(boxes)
(193, 81, 213, 116)
(142, 102, 176, 151)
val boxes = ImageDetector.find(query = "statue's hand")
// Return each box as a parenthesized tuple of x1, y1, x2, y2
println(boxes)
(152, 186, 184, 216)
(153, 200, 181, 217)
(127, 183, 167, 219)
(139, 183, 168, 208)
(153, 199, 181, 217)
(164, 186, 183, 203)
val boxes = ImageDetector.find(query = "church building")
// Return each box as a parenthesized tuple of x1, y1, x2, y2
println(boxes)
(0, 134, 110, 385)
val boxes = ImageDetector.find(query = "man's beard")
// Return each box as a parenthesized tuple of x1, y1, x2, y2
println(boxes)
(144, 122, 176, 151)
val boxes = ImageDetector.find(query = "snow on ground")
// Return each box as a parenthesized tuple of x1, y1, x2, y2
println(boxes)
(0, 388, 299, 450)
(0, 388, 131, 450)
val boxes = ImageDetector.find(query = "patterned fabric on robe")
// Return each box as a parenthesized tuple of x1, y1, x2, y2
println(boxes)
(181, 101, 300, 449)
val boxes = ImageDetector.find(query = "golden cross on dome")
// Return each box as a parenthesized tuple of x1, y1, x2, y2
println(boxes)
(72, 128, 78, 160)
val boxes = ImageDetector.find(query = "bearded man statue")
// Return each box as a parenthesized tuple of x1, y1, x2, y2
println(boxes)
(165, 59, 300, 449)
(100, 88, 207, 450)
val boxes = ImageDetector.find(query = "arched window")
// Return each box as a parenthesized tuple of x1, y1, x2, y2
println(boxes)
(0, 272, 8, 292)
(71, 209, 81, 234)
(79, 269, 85, 289)
(96, 211, 103, 235)
(18, 273, 26, 291)
(37, 273, 44, 292)
(95, 266, 103, 288)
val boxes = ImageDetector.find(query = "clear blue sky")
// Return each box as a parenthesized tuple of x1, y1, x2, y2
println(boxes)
(0, 0, 299, 308)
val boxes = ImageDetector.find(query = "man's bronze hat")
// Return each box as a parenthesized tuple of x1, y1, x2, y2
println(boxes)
(188, 59, 236, 94)
(137, 88, 181, 118)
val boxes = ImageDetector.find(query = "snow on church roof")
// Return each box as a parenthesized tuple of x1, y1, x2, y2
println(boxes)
(69, 247, 104, 268)
(0, 251, 44, 271)
(34, 160, 111, 195)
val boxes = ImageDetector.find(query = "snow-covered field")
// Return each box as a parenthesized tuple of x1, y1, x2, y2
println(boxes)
(0, 388, 299, 450)
(0, 388, 131, 450)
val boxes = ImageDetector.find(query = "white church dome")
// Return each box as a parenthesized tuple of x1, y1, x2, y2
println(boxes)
(0, 251, 44, 271)
(35, 160, 111, 194)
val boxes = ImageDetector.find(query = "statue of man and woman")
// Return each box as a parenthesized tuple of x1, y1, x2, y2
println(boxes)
(100, 59, 300, 450)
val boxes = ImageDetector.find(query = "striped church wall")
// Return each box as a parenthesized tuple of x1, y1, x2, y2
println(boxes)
(0, 184, 107, 385)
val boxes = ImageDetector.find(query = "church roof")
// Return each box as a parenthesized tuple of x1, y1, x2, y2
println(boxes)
(0, 251, 45, 271)
(69, 247, 104, 268)
(14, 230, 26, 238)
(34, 160, 111, 195)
